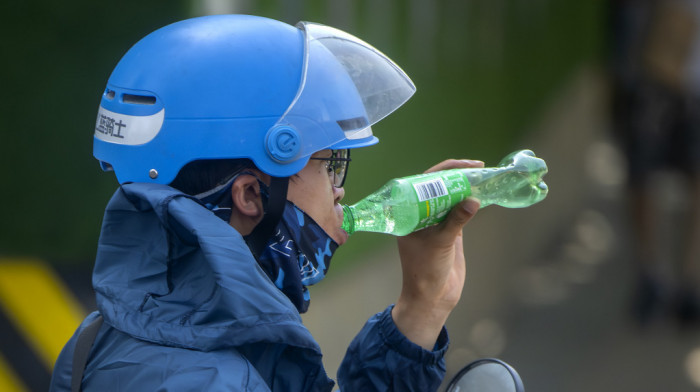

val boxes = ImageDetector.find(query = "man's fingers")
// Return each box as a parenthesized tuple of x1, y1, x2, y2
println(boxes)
(442, 198, 480, 235)
(424, 159, 484, 174)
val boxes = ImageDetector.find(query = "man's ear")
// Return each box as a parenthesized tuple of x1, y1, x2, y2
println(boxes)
(229, 174, 265, 234)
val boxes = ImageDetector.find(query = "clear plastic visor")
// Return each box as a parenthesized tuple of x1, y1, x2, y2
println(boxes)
(276, 22, 416, 152)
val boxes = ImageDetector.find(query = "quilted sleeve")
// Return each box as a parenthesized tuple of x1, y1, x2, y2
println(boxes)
(337, 305, 448, 391)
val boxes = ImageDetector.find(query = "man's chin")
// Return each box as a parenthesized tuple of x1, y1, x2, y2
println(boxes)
(333, 228, 349, 246)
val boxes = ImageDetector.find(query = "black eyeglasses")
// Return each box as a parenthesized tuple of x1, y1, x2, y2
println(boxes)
(309, 149, 351, 188)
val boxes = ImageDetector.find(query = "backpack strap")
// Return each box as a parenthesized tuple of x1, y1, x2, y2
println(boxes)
(71, 314, 104, 392)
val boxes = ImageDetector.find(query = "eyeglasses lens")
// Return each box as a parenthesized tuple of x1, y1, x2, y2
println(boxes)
(332, 149, 349, 188)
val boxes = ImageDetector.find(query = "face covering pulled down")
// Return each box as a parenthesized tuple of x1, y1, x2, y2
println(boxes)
(199, 174, 338, 313)
(255, 201, 338, 313)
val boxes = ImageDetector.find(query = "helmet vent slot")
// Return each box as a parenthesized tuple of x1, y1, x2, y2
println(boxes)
(123, 94, 156, 105)
(105, 89, 116, 100)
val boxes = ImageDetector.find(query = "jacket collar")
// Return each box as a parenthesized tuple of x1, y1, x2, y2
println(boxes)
(92, 183, 320, 354)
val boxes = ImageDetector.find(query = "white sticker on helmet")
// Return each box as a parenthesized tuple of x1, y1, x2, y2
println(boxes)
(94, 107, 164, 145)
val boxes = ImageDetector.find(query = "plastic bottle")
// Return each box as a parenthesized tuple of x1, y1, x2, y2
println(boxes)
(341, 149, 548, 236)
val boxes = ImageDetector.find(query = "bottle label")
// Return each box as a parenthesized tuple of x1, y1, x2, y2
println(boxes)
(408, 170, 471, 230)
(413, 178, 448, 202)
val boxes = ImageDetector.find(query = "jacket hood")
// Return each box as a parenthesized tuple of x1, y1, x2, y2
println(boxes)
(92, 183, 320, 354)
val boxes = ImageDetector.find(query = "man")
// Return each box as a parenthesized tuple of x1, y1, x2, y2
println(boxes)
(50, 14, 482, 391)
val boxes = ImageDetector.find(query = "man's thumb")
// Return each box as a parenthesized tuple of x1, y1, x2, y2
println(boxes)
(443, 198, 480, 234)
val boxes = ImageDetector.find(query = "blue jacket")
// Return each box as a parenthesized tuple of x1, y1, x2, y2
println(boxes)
(50, 183, 448, 391)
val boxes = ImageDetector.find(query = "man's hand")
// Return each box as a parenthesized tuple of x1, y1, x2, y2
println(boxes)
(391, 159, 483, 349)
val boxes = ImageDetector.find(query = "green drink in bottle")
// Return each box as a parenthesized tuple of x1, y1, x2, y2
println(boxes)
(341, 149, 549, 236)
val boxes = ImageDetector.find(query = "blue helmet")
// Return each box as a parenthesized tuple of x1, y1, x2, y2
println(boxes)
(93, 14, 415, 184)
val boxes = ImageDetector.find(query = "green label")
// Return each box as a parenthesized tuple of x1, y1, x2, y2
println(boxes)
(408, 170, 471, 230)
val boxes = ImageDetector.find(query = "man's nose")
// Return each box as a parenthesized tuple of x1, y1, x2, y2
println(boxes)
(333, 186, 345, 204)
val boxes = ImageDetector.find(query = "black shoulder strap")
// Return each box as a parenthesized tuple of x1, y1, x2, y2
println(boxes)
(71, 314, 104, 392)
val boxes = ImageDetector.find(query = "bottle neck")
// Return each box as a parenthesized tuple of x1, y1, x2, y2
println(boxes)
(341, 204, 355, 235)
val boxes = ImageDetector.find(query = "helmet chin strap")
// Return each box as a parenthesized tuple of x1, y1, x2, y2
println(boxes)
(245, 176, 289, 260)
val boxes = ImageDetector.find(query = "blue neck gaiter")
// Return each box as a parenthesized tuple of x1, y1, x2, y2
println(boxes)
(255, 201, 338, 313)
(197, 176, 338, 313)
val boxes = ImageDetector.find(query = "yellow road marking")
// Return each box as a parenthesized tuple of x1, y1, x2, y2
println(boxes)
(0, 259, 85, 370)
(0, 353, 27, 392)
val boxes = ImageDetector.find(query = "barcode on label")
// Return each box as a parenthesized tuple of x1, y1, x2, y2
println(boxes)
(414, 178, 448, 202)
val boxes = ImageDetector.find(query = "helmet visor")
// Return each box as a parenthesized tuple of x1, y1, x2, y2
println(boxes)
(275, 22, 416, 155)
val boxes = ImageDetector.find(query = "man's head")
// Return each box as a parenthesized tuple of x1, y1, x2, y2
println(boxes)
(93, 14, 413, 256)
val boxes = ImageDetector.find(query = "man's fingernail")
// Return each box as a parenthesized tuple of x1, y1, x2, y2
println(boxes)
(464, 198, 480, 215)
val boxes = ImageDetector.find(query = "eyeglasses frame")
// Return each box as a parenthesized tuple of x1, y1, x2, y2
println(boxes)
(309, 149, 351, 188)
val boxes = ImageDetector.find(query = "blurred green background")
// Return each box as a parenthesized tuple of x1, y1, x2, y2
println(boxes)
(0, 0, 605, 266)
